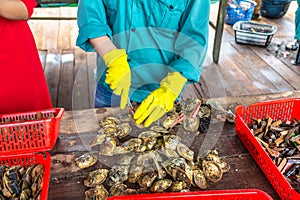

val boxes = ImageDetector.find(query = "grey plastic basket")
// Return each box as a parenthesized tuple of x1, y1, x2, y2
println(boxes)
(232, 21, 277, 47)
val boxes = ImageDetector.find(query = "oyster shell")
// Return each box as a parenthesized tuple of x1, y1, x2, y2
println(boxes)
(180, 98, 201, 112)
(193, 169, 207, 189)
(162, 112, 179, 129)
(106, 165, 130, 186)
(109, 183, 127, 196)
(84, 169, 109, 187)
(99, 117, 120, 128)
(85, 185, 108, 200)
(176, 142, 194, 162)
(170, 181, 190, 192)
(99, 137, 118, 156)
(75, 153, 97, 169)
(150, 179, 172, 193)
(202, 160, 223, 183)
(183, 116, 199, 132)
(137, 168, 157, 188)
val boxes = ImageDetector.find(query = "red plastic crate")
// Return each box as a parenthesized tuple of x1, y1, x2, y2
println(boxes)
(0, 108, 64, 155)
(0, 152, 51, 200)
(107, 189, 273, 200)
(236, 98, 300, 200)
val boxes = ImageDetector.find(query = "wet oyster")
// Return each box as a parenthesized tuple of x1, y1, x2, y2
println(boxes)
(150, 179, 172, 193)
(75, 153, 97, 169)
(183, 116, 199, 132)
(109, 183, 127, 196)
(85, 185, 108, 200)
(99, 137, 118, 156)
(106, 165, 130, 186)
(202, 160, 223, 183)
(193, 169, 207, 189)
(176, 142, 194, 162)
(84, 169, 109, 187)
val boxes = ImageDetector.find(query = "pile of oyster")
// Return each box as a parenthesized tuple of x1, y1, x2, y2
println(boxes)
(0, 164, 44, 200)
(75, 98, 233, 200)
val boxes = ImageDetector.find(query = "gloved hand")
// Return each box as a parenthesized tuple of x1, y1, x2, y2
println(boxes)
(134, 72, 187, 127)
(103, 49, 131, 109)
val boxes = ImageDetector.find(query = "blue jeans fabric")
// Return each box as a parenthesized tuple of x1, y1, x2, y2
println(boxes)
(94, 83, 121, 108)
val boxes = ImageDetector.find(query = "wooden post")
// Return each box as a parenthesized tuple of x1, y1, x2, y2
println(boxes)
(213, 0, 227, 64)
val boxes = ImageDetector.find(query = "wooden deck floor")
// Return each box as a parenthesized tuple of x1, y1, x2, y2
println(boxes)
(29, 2, 300, 111)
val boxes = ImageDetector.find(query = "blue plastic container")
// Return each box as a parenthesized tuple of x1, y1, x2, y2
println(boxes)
(260, 0, 291, 19)
(225, 0, 257, 25)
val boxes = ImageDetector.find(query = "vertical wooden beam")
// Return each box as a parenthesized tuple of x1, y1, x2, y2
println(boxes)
(44, 49, 62, 107)
(57, 49, 74, 110)
(213, 0, 227, 64)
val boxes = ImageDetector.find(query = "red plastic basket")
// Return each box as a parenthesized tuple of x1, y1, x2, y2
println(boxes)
(0, 152, 51, 200)
(0, 108, 64, 155)
(236, 98, 300, 200)
(107, 189, 273, 200)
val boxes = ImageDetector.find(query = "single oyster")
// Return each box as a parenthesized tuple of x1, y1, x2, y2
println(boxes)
(202, 160, 223, 183)
(84, 169, 109, 187)
(193, 169, 207, 189)
(150, 179, 172, 193)
(85, 185, 108, 200)
(75, 153, 97, 169)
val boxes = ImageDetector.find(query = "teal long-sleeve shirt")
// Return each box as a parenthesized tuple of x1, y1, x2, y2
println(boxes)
(76, 0, 209, 103)
(296, 0, 300, 40)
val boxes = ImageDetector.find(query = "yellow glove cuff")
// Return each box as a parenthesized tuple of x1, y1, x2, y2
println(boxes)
(103, 49, 127, 66)
(160, 72, 187, 97)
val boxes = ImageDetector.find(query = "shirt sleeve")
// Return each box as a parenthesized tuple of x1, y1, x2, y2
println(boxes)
(76, 0, 113, 52)
(169, 0, 210, 83)
(21, 0, 36, 18)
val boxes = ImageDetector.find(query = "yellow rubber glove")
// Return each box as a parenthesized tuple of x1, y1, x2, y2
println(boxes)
(103, 49, 131, 109)
(134, 72, 187, 127)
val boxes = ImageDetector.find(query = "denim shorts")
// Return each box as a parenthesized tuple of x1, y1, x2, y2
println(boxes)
(94, 83, 121, 108)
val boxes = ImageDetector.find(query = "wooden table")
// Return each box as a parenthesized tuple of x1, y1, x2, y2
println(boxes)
(46, 92, 300, 200)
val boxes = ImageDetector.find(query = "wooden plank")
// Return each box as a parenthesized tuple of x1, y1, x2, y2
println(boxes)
(194, 64, 232, 98)
(60, 7, 78, 18)
(38, 20, 60, 50)
(87, 52, 97, 108)
(249, 39, 300, 90)
(214, 45, 261, 96)
(267, 37, 300, 78)
(182, 84, 200, 100)
(44, 49, 62, 107)
(229, 41, 294, 93)
(57, 49, 74, 110)
(70, 20, 78, 49)
(74, 48, 87, 79)
(195, 75, 210, 98)
(28, 20, 44, 50)
(38, 50, 47, 70)
(32, 7, 77, 20)
(205, 91, 300, 109)
(58, 20, 73, 49)
(36, 0, 78, 5)
(72, 50, 90, 110)
(32, 7, 61, 18)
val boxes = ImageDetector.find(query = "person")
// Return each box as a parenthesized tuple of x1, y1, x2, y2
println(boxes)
(252, 0, 261, 20)
(76, 0, 209, 127)
(0, 0, 52, 114)
(295, 0, 300, 43)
